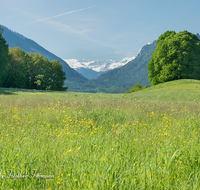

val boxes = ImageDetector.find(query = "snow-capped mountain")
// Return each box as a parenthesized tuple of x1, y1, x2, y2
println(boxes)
(64, 57, 135, 79)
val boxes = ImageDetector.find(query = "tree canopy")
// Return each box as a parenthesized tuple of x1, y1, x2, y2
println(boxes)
(0, 28, 9, 86)
(147, 30, 200, 85)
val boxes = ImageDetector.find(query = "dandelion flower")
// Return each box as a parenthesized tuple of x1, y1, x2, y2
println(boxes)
(101, 157, 105, 161)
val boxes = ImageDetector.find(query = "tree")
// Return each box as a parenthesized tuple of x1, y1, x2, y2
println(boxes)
(0, 27, 9, 86)
(147, 30, 200, 85)
(48, 60, 67, 91)
(4, 47, 28, 88)
(27, 52, 48, 89)
(27, 53, 67, 91)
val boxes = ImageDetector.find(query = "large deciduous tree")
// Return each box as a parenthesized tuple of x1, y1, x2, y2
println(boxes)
(49, 60, 67, 91)
(28, 53, 67, 91)
(147, 30, 200, 85)
(0, 27, 9, 86)
(4, 47, 28, 88)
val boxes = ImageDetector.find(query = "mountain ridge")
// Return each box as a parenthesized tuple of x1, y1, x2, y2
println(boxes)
(65, 57, 135, 79)
(96, 41, 157, 87)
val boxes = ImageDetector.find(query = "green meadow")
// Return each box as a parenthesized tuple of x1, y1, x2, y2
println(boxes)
(0, 79, 200, 189)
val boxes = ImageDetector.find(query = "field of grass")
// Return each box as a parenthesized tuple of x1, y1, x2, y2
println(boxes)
(0, 79, 200, 189)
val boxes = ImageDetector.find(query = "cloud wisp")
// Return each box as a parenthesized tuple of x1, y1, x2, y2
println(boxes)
(24, 5, 99, 25)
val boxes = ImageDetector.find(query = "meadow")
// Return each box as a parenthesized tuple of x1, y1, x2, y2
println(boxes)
(0, 79, 200, 189)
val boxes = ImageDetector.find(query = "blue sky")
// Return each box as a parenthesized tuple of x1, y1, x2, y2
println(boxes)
(1, 0, 200, 61)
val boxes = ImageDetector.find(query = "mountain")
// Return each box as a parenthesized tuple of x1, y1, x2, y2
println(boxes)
(64, 57, 135, 79)
(96, 41, 157, 87)
(197, 33, 200, 40)
(0, 25, 87, 82)
(75, 67, 106, 80)
(65, 57, 135, 72)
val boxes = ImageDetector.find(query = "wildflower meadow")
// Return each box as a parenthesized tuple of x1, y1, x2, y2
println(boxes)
(0, 79, 200, 189)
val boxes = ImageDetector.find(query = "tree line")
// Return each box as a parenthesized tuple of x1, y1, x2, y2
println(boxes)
(0, 27, 67, 91)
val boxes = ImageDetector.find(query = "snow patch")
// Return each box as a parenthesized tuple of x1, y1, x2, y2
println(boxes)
(64, 57, 135, 72)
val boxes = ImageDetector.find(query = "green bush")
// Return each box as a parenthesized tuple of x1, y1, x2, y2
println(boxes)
(125, 83, 148, 93)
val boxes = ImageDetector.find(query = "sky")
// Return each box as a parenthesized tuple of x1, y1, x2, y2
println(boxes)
(1, 0, 200, 62)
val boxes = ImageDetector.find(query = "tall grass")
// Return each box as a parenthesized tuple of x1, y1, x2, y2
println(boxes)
(0, 80, 200, 189)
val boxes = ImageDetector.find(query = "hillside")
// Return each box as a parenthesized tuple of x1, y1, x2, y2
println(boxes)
(96, 41, 156, 87)
(128, 79, 200, 103)
(1, 25, 87, 82)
